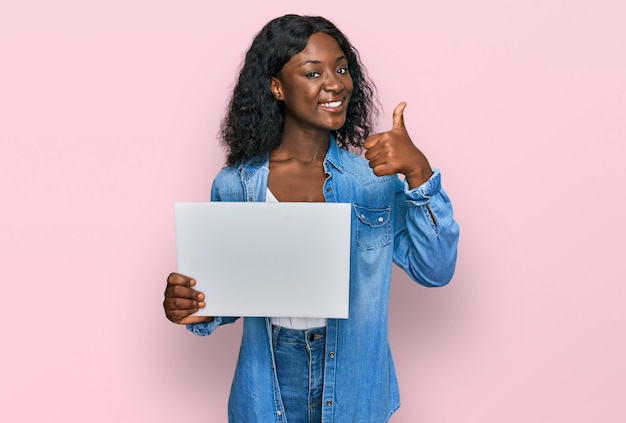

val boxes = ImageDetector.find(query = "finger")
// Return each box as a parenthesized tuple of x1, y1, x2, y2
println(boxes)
(165, 307, 200, 324)
(167, 272, 183, 284)
(167, 272, 196, 287)
(164, 296, 205, 312)
(363, 133, 381, 151)
(370, 162, 395, 177)
(165, 284, 205, 301)
(163, 295, 206, 324)
(367, 151, 387, 170)
(364, 143, 380, 161)
(366, 134, 394, 160)
(392, 102, 407, 129)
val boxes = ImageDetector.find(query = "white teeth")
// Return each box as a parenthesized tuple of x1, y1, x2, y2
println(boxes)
(320, 100, 342, 108)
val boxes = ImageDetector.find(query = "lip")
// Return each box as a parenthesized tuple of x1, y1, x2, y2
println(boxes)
(318, 98, 347, 112)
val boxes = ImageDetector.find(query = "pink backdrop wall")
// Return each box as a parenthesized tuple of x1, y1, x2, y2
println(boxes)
(2, 1, 624, 421)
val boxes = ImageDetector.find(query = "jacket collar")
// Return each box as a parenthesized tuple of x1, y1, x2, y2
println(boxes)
(324, 134, 346, 174)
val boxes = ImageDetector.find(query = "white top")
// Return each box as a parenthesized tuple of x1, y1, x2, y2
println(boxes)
(267, 187, 327, 330)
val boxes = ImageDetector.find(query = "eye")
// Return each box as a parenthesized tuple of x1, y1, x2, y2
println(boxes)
(305, 71, 321, 79)
(337, 67, 348, 75)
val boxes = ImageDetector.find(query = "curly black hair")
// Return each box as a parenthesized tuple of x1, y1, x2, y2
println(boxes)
(220, 14, 378, 165)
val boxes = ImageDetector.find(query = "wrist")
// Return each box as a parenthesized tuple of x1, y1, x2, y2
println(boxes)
(405, 168, 433, 189)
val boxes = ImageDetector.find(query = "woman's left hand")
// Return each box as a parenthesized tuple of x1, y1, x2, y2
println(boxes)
(364, 102, 433, 189)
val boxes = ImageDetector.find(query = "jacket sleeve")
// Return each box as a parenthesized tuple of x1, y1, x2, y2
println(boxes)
(186, 172, 241, 336)
(392, 168, 460, 287)
(187, 316, 240, 336)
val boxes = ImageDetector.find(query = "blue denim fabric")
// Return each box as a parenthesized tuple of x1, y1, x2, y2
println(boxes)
(187, 137, 460, 422)
(272, 326, 326, 423)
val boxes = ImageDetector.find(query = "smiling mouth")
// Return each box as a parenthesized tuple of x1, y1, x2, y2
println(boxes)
(319, 100, 343, 108)
(318, 97, 349, 113)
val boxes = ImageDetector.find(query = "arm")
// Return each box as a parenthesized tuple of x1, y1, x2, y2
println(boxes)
(392, 170, 459, 286)
(364, 102, 459, 286)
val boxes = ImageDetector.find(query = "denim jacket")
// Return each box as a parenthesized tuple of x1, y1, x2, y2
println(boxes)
(187, 137, 459, 422)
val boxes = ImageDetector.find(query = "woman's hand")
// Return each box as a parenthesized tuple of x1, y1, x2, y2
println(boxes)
(364, 102, 433, 189)
(163, 272, 213, 325)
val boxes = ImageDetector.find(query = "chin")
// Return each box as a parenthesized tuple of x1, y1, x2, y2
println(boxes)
(326, 118, 347, 131)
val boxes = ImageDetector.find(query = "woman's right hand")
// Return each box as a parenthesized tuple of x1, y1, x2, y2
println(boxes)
(163, 272, 214, 325)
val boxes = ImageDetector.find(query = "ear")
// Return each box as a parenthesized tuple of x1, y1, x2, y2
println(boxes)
(270, 77, 283, 100)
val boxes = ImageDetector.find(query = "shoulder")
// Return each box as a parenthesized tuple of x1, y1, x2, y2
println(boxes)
(213, 155, 267, 184)
(210, 164, 243, 201)
(211, 156, 269, 201)
(212, 165, 240, 188)
(214, 164, 239, 180)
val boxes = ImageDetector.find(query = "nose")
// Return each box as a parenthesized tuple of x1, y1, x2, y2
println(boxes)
(323, 72, 344, 93)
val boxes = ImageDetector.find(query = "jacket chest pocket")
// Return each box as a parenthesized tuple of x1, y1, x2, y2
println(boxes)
(353, 204, 392, 250)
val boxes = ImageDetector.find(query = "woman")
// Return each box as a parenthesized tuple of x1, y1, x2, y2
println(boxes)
(164, 14, 459, 423)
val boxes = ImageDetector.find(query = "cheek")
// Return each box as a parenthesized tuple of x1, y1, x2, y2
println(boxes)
(345, 78, 354, 96)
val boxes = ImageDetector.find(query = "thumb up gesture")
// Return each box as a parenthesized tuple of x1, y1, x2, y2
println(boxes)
(364, 102, 433, 189)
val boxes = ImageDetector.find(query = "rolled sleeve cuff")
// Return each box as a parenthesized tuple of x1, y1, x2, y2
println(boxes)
(403, 168, 441, 206)
(186, 316, 224, 336)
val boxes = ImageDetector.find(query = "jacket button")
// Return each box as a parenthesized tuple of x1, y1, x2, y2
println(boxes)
(326, 400, 333, 407)
(276, 410, 282, 416)
(247, 197, 253, 202)
(329, 352, 335, 358)
(326, 186, 332, 192)
(378, 217, 384, 222)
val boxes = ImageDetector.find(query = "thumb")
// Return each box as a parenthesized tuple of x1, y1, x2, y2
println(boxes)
(392, 102, 407, 129)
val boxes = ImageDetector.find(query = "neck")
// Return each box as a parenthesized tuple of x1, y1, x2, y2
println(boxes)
(273, 126, 331, 163)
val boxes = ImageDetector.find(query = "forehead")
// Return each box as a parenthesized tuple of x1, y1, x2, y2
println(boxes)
(287, 32, 346, 66)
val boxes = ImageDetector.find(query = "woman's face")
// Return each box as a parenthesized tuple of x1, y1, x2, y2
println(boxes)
(270, 32, 353, 133)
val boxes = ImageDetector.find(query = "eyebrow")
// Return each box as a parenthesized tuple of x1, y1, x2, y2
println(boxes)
(297, 55, 348, 67)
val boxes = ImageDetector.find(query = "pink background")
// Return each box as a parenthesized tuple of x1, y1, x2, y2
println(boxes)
(1, 1, 625, 421)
